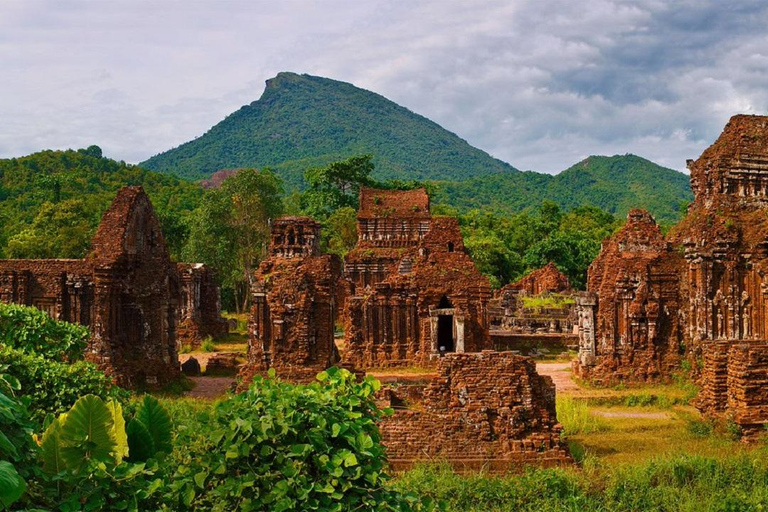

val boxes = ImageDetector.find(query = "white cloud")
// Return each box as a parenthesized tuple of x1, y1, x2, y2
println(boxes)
(1, 0, 767, 173)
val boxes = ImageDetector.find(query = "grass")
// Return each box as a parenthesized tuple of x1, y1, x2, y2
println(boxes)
(556, 396, 611, 436)
(520, 294, 575, 310)
(394, 453, 768, 511)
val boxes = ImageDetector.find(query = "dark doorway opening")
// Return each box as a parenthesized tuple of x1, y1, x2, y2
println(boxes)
(438, 295, 452, 309)
(438, 314, 454, 353)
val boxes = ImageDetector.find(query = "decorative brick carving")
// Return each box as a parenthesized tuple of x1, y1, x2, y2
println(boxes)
(0, 186, 227, 388)
(379, 351, 572, 471)
(241, 217, 344, 383)
(573, 209, 684, 383)
(176, 263, 228, 349)
(344, 198, 492, 368)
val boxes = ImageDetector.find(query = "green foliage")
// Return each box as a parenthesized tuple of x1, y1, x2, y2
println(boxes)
(520, 295, 575, 310)
(397, 454, 768, 511)
(164, 367, 435, 511)
(456, 203, 619, 289)
(200, 337, 216, 353)
(0, 347, 129, 426)
(301, 155, 376, 220)
(433, 154, 693, 226)
(133, 395, 173, 456)
(183, 168, 284, 312)
(0, 303, 89, 361)
(0, 369, 36, 510)
(0, 148, 203, 260)
(36, 394, 169, 511)
(322, 206, 358, 257)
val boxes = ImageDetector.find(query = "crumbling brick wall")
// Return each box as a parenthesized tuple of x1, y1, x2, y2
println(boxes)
(177, 263, 228, 349)
(379, 351, 571, 471)
(241, 217, 343, 383)
(505, 262, 571, 295)
(698, 341, 768, 442)
(573, 210, 684, 383)
(87, 186, 180, 388)
(0, 186, 186, 388)
(344, 215, 491, 368)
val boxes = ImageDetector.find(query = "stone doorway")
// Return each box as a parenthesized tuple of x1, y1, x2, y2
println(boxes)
(437, 313, 454, 353)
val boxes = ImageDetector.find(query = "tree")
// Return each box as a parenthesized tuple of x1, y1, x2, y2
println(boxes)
(300, 155, 375, 220)
(322, 206, 358, 257)
(183, 169, 284, 312)
(6, 200, 95, 259)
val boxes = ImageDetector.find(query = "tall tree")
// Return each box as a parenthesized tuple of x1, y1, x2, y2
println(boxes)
(183, 169, 284, 312)
(300, 155, 375, 221)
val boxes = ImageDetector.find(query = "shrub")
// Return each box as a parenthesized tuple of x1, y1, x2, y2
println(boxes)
(0, 368, 37, 510)
(0, 303, 89, 361)
(0, 347, 129, 426)
(34, 394, 173, 511)
(162, 367, 436, 511)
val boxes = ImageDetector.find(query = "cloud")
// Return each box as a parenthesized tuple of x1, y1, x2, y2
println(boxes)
(1, 0, 767, 173)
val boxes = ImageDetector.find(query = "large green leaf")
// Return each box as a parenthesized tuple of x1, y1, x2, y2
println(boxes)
(59, 395, 116, 472)
(136, 395, 173, 454)
(0, 460, 25, 508)
(107, 399, 129, 463)
(126, 418, 154, 462)
(40, 415, 66, 474)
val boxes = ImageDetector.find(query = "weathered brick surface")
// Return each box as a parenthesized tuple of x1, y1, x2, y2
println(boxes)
(574, 210, 684, 384)
(379, 351, 572, 471)
(241, 217, 344, 384)
(0, 187, 229, 388)
(344, 210, 491, 368)
(176, 263, 228, 349)
(505, 262, 571, 295)
(698, 341, 768, 442)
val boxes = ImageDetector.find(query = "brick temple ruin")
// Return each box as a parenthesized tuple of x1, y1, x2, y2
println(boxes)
(489, 263, 577, 355)
(241, 188, 570, 466)
(379, 351, 572, 471)
(574, 114, 768, 439)
(343, 188, 492, 367)
(241, 217, 344, 383)
(0, 186, 226, 387)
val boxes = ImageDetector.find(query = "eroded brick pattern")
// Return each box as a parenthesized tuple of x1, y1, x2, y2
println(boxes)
(241, 217, 343, 383)
(698, 341, 768, 441)
(0, 187, 229, 388)
(343, 197, 491, 368)
(379, 351, 572, 471)
(574, 210, 684, 383)
(489, 264, 576, 354)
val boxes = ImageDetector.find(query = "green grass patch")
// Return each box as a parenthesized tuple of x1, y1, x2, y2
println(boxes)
(556, 396, 611, 436)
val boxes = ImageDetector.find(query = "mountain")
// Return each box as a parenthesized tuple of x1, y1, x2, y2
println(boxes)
(141, 72, 693, 223)
(141, 72, 517, 186)
(433, 154, 693, 225)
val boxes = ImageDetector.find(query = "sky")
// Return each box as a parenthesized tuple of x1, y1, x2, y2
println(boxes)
(1, 0, 767, 174)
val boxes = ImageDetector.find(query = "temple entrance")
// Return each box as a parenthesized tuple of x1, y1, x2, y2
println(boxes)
(437, 295, 454, 354)
(437, 314, 454, 353)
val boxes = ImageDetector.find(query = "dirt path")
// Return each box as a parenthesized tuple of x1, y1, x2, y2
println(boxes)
(536, 362, 580, 394)
(186, 376, 234, 399)
(593, 410, 671, 419)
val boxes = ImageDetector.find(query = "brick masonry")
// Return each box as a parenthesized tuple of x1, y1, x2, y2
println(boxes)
(379, 351, 572, 471)
(0, 186, 226, 388)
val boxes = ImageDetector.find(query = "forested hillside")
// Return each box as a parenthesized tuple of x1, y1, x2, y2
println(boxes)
(0, 147, 203, 260)
(141, 72, 516, 186)
(141, 72, 693, 223)
(433, 154, 693, 225)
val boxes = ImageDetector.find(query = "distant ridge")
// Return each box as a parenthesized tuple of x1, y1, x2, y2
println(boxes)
(141, 72, 693, 223)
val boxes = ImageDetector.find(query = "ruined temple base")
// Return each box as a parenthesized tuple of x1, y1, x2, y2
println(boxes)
(697, 341, 768, 442)
(379, 351, 572, 472)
